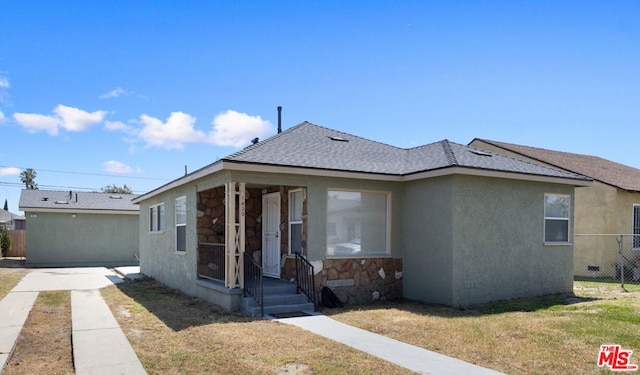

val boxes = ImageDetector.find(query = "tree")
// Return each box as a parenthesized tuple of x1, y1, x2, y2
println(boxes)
(19, 168, 38, 189)
(3, 199, 7, 211)
(101, 184, 133, 194)
(1, 228, 11, 257)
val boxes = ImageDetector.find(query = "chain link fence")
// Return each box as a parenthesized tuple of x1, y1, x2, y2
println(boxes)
(574, 234, 640, 286)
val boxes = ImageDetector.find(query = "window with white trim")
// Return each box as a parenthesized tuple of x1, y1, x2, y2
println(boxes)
(176, 196, 186, 252)
(544, 194, 570, 243)
(289, 189, 304, 255)
(326, 189, 390, 256)
(149, 203, 165, 232)
(632, 204, 640, 249)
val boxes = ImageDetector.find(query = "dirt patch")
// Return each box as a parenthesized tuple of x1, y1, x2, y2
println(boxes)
(3, 291, 73, 375)
(277, 362, 314, 374)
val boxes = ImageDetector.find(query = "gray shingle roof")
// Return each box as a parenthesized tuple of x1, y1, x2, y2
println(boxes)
(473, 139, 640, 191)
(225, 122, 589, 180)
(19, 190, 140, 212)
(134, 122, 591, 203)
(0, 209, 24, 222)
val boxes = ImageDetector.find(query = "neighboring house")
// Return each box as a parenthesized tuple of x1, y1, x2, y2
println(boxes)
(19, 189, 140, 267)
(0, 209, 26, 230)
(470, 139, 640, 279)
(133, 122, 590, 312)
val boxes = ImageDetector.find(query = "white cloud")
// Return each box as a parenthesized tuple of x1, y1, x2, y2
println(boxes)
(54, 104, 107, 132)
(0, 72, 9, 105)
(210, 110, 274, 148)
(103, 160, 134, 174)
(99, 87, 131, 99)
(105, 120, 136, 135)
(0, 167, 21, 176)
(13, 112, 60, 135)
(0, 109, 5, 123)
(138, 111, 206, 150)
(13, 105, 107, 135)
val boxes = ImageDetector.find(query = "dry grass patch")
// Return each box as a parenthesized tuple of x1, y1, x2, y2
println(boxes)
(325, 281, 640, 374)
(102, 278, 417, 375)
(0, 266, 28, 299)
(3, 290, 73, 375)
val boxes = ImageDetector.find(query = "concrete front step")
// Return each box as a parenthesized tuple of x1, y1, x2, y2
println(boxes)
(244, 300, 315, 317)
(242, 279, 316, 317)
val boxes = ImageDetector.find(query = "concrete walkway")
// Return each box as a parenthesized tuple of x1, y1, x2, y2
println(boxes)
(278, 314, 504, 375)
(0, 267, 146, 375)
(2, 267, 503, 374)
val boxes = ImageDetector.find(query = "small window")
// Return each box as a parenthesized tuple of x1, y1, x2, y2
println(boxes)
(149, 203, 165, 232)
(544, 194, 570, 243)
(176, 197, 186, 252)
(289, 189, 304, 255)
(633, 204, 640, 250)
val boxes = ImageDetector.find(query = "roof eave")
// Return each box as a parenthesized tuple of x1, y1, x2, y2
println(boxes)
(19, 207, 139, 215)
(402, 166, 592, 186)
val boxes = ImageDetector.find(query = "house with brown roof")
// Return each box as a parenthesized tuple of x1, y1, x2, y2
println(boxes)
(470, 139, 640, 280)
(133, 122, 591, 316)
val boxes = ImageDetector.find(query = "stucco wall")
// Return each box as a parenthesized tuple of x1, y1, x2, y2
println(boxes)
(402, 174, 574, 307)
(25, 211, 139, 267)
(450, 175, 574, 306)
(402, 176, 455, 305)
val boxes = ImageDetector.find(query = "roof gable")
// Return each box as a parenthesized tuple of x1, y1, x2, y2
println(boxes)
(473, 139, 640, 192)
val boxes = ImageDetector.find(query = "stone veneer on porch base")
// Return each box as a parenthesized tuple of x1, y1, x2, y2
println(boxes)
(314, 258, 403, 304)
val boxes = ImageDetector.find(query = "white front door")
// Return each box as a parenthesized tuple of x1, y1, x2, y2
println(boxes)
(262, 192, 281, 278)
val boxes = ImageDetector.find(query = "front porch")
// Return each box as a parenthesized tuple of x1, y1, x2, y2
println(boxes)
(195, 182, 314, 316)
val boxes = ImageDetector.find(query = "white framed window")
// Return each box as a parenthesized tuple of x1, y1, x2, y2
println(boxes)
(632, 204, 640, 250)
(149, 203, 165, 232)
(289, 189, 304, 255)
(326, 189, 390, 257)
(544, 194, 570, 243)
(176, 196, 186, 252)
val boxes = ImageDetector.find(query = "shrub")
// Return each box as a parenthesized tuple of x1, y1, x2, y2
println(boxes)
(0, 228, 11, 257)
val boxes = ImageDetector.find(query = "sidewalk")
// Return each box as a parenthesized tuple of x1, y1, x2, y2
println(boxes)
(278, 314, 504, 375)
(0, 267, 146, 375)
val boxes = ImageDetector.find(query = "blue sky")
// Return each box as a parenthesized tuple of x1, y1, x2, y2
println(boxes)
(1, 1, 639, 213)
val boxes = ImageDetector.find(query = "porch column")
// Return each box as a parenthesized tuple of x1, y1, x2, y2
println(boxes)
(225, 181, 246, 289)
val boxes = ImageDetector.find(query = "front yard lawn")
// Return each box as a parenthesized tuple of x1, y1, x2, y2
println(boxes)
(325, 281, 640, 374)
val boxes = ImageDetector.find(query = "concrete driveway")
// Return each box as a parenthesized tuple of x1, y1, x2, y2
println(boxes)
(0, 266, 146, 375)
(11, 267, 124, 292)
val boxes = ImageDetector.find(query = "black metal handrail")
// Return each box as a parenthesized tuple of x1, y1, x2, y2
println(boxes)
(294, 251, 316, 306)
(243, 252, 264, 316)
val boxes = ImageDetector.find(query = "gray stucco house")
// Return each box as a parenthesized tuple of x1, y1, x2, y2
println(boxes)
(19, 190, 140, 267)
(133, 122, 590, 313)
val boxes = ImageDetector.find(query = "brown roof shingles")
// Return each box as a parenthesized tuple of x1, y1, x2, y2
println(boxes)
(475, 139, 640, 192)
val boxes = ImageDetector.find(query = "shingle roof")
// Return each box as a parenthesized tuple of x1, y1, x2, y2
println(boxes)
(0, 209, 24, 223)
(225, 122, 589, 180)
(473, 139, 640, 192)
(134, 122, 590, 203)
(19, 190, 140, 212)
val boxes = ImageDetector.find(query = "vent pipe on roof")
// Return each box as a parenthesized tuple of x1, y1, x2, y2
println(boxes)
(69, 190, 72, 199)
(277, 106, 282, 133)
(75, 193, 78, 203)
